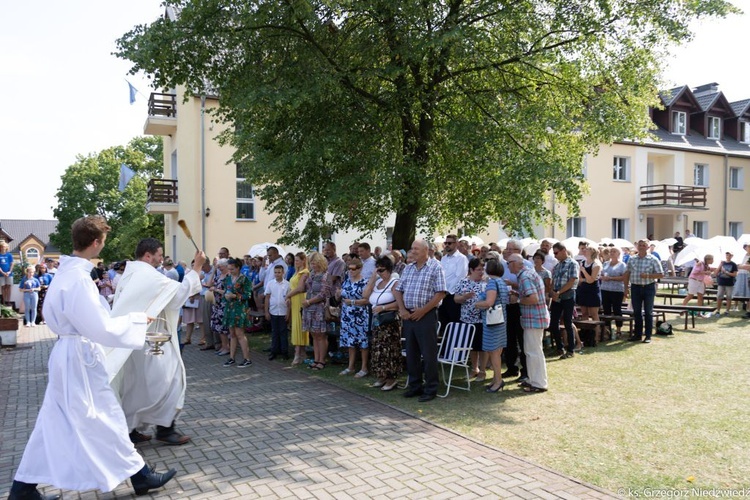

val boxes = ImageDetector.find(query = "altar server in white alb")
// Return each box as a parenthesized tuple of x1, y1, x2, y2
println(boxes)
(106, 238, 205, 445)
(9, 216, 176, 500)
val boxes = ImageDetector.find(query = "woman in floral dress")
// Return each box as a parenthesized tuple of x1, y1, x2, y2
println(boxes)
(366, 256, 401, 391)
(209, 258, 230, 355)
(221, 258, 253, 367)
(337, 258, 371, 378)
(302, 253, 331, 370)
(454, 258, 488, 381)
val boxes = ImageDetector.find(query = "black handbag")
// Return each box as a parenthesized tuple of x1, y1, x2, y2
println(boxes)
(370, 279, 398, 329)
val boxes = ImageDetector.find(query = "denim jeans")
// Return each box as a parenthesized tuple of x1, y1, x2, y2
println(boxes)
(24, 292, 38, 325)
(630, 283, 656, 339)
(549, 297, 575, 353)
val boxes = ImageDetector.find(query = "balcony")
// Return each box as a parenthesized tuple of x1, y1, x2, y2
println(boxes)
(143, 92, 177, 136)
(638, 184, 708, 212)
(146, 179, 178, 214)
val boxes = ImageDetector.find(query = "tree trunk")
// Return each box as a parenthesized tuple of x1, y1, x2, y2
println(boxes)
(391, 201, 419, 251)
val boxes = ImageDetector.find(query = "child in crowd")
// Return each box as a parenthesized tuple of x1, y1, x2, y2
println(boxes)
(265, 265, 291, 360)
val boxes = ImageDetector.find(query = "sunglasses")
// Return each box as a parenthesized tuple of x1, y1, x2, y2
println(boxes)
(376, 268, 386, 273)
(348, 266, 360, 271)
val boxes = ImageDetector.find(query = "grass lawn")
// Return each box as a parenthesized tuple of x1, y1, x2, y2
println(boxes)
(249, 313, 750, 491)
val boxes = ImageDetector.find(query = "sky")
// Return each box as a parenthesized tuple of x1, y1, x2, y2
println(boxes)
(1, 2, 749, 221)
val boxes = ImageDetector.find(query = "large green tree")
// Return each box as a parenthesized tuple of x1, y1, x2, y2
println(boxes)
(50, 136, 164, 261)
(117, 0, 736, 249)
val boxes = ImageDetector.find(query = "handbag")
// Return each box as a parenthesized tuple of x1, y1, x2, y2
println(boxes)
(204, 290, 215, 304)
(325, 295, 341, 322)
(371, 309, 398, 329)
(486, 278, 505, 326)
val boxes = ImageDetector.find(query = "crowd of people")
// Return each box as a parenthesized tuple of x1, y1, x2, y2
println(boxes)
(8, 219, 750, 499)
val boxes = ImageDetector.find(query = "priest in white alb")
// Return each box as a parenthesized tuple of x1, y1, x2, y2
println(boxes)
(9, 216, 177, 500)
(105, 237, 205, 445)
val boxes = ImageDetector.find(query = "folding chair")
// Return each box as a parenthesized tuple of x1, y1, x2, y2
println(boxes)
(437, 322, 475, 398)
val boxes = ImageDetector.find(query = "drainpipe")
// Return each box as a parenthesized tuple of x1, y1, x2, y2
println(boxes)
(723, 154, 728, 235)
(201, 95, 206, 251)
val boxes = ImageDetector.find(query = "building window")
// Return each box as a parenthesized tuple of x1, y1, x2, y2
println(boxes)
(612, 156, 630, 182)
(729, 167, 744, 190)
(671, 111, 686, 135)
(707, 116, 721, 140)
(693, 164, 709, 187)
(236, 164, 255, 220)
(25, 248, 39, 262)
(729, 222, 743, 239)
(612, 219, 629, 239)
(741, 122, 750, 144)
(693, 221, 708, 239)
(566, 217, 586, 237)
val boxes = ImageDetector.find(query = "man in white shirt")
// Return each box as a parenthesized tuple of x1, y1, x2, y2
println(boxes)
(539, 239, 558, 272)
(358, 242, 376, 280)
(438, 234, 468, 326)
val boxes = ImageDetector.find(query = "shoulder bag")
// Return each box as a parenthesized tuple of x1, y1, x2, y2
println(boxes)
(486, 278, 505, 326)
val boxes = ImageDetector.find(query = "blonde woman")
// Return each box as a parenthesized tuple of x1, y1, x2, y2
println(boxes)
(20, 266, 41, 327)
(302, 252, 331, 370)
(286, 252, 310, 365)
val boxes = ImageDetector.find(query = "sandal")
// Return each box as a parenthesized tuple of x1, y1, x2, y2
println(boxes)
(474, 373, 486, 382)
(339, 368, 354, 376)
(311, 362, 326, 371)
(522, 386, 548, 393)
(354, 370, 368, 378)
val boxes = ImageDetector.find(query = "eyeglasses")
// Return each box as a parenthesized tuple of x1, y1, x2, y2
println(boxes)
(376, 268, 386, 273)
(444, 241, 456, 245)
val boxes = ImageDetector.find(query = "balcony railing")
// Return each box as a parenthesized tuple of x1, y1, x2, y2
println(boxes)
(639, 184, 707, 208)
(147, 179, 178, 204)
(148, 92, 177, 118)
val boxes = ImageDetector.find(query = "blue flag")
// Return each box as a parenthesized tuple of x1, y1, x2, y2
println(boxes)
(127, 80, 138, 104)
(119, 164, 136, 192)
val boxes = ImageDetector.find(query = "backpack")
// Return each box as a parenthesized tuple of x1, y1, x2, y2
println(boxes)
(656, 321, 673, 336)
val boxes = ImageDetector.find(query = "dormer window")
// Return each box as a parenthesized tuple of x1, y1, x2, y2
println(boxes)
(671, 111, 686, 135)
(708, 116, 721, 140)
(741, 122, 750, 144)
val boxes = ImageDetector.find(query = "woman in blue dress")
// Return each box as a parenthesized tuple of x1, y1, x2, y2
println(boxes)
(337, 257, 371, 378)
(474, 259, 509, 393)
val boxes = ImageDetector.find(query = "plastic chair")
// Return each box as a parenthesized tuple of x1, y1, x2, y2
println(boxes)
(437, 322, 476, 398)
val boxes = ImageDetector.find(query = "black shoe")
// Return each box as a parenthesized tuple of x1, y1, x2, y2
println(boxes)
(501, 369, 519, 378)
(418, 393, 436, 402)
(130, 464, 177, 496)
(403, 387, 423, 398)
(8, 481, 61, 500)
(129, 429, 152, 444)
(268, 353, 277, 361)
(155, 421, 191, 445)
(628, 336, 641, 342)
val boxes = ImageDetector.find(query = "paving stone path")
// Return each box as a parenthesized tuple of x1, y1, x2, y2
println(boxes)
(0, 326, 617, 499)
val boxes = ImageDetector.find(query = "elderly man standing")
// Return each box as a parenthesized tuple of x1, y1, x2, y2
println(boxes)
(624, 239, 664, 343)
(393, 239, 447, 402)
(501, 239, 534, 380)
(438, 234, 469, 328)
(508, 255, 550, 393)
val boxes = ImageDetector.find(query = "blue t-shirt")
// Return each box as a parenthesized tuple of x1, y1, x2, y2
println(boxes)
(38, 273, 53, 286)
(286, 265, 296, 281)
(0, 252, 13, 273)
(20, 277, 41, 291)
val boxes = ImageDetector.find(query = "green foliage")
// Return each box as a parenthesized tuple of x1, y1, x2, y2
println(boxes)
(50, 137, 165, 261)
(117, 0, 737, 248)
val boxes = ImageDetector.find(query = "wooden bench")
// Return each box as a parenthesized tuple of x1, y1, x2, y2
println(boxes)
(573, 319, 604, 347)
(652, 304, 716, 329)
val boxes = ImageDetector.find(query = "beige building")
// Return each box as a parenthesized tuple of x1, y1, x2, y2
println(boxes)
(144, 82, 750, 258)
(542, 82, 750, 242)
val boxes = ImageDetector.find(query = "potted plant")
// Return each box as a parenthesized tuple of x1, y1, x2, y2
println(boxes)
(0, 304, 21, 347)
